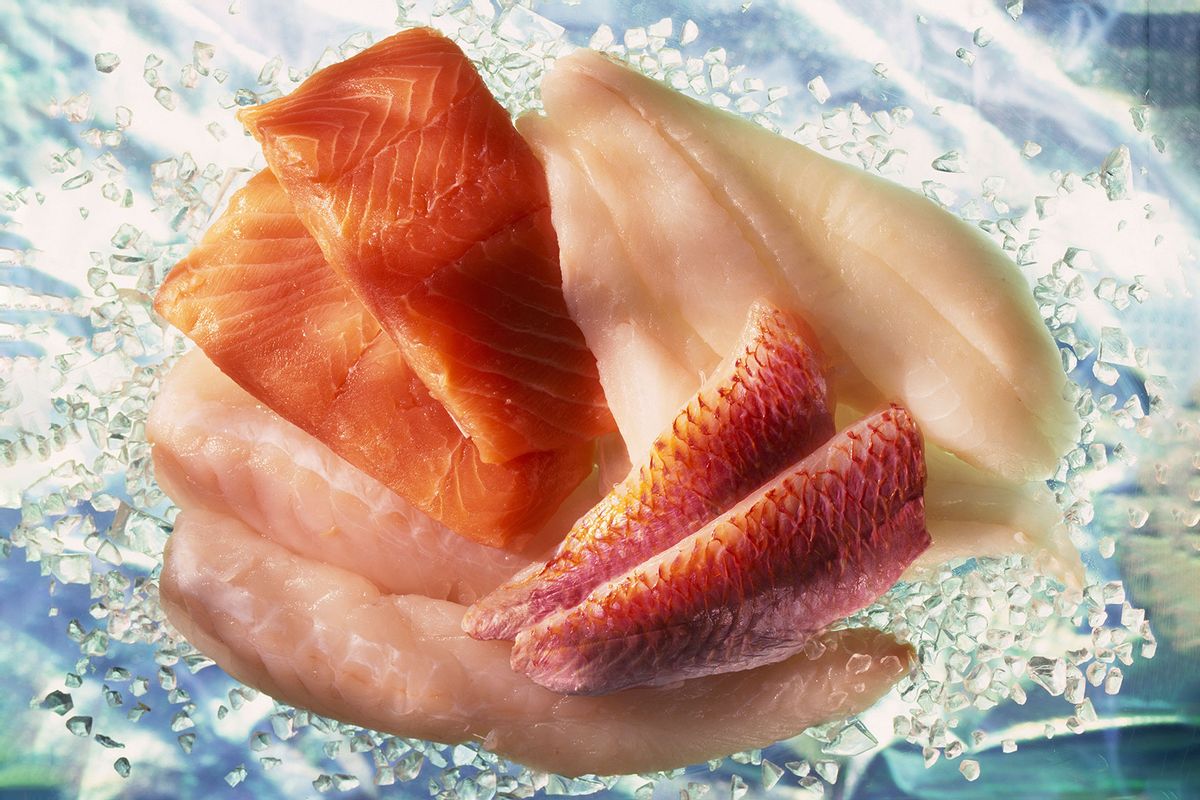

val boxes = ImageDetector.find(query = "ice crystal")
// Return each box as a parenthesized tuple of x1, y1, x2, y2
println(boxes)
(806, 76, 830, 104)
(95, 52, 121, 73)
(1006, 0, 1024, 20)
(1100, 145, 1133, 200)
(41, 690, 73, 715)
(932, 150, 966, 173)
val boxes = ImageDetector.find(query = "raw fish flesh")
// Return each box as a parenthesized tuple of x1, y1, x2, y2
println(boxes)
(239, 28, 613, 464)
(154, 169, 590, 548)
(149, 349, 561, 603)
(514, 406, 930, 695)
(160, 508, 915, 777)
(522, 50, 1077, 482)
(465, 302, 834, 640)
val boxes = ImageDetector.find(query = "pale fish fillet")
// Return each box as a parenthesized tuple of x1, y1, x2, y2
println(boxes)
(149, 349, 553, 604)
(524, 50, 1077, 482)
(160, 510, 915, 776)
(919, 444, 1083, 588)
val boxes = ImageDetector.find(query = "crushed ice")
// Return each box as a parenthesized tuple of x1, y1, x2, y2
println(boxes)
(1, 0, 1190, 796)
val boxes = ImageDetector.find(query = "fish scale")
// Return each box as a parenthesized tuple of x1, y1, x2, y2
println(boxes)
(512, 406, 929, 695)
(464, 303, 834, 640)
(240, 28, 614, 464)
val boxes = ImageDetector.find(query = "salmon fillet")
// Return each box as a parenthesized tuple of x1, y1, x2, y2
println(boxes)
(239, 28, 614, 464)
(154, 169, 591, 548)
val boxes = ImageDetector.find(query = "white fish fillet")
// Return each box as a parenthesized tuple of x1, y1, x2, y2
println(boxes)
(523, 50, 1077, 482)
(149, 350, 551, 604)
(919, 445, 1083, 587)
(160, 509, 916, 777)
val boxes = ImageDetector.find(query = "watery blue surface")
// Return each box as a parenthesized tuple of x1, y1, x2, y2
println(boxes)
(1, 1, 1198, 798)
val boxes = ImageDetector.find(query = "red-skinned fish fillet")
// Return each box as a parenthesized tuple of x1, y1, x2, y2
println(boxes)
(238, 27, 614, 464)
(464, 303, 834, 640)
(513, 405, 930, 695)
(154, 169, 591, 548)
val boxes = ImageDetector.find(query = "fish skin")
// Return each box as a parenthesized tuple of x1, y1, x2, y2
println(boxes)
(513, 406, 930, 696)
(160, 508, 915, 777)
(154, 169, 591, 548)
(149, 349, 545, 603)
(526, 49, 1077, 482)
(239, 28, 614, 464)
(464, 302, 834, 640)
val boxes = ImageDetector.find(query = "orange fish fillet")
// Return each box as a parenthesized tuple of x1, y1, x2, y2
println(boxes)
(239, 27, 614, 464)
(154, 169, 591, 548)
(514, 406, 930, 695)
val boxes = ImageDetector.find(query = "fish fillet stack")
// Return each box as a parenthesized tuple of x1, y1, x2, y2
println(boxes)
(149, 27, 1079, 775)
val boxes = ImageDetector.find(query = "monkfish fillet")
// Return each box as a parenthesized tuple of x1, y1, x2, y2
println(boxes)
(239, 28, 614, 464)
(465, 302, 834, 640)
(148, 349, 550, 603)
(154, 169, 591, 548)
(514, 406, 930, 695)
(523, 49, 1077, 482)
(160, 509, 915, 777)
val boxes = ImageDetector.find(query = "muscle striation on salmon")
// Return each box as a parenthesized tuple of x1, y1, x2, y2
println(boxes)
(239, 28, 614, 464)
(513, 406, 931, 695)
(465, 302, 834, 640)
(154, 170, 591, 548)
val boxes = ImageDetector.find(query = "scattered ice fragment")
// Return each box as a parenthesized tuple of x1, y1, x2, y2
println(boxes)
(729, 774, 747, 800)
(1098, 536, 1116, 558)
(891, 105, 914, 126)
(681, 19, 699, 45)
(807, 76, 831, 104)
(1130, 105, 1150, 132)
(225, 765, 248, 787)
(589, 24, 614, 49)
(1100, 145, 1132, 200)
(1152, 135, 1166, 153)
(1027, 656, 1067, 695)
(761, 760, 784, 790)
(193, 42, 215, 75)
(822, 719, 877, 756)
(41, 690, 73, 715)
(1105, 667, 1124, 695)
(66, 715, 92, 736)
(873, 62, 888, 78)
(62, 172, 94, 191)
(797, 777, 824, 798)
(922, 747, 939, 768)
(114, 757, 131, 778)
(955, 48, 975, 66)
(95, 734, 125, 749)
(155, 87, 177, 110)
(178, 733, 195, 753)
(960, 760, 981, 781)
(1099, 327, 1137, 367)
(786, 760, 811, 777)
(258, 56, 282, 85)
(52, 554, 91, 584)
(1006, 0, 1024, 20)
(932, 150, 967, 173)
(973, 27, 993, 47)
(1021, 141, 1042, 158)
(95, 52, 121, 73)
(814, 760, 839, 783)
